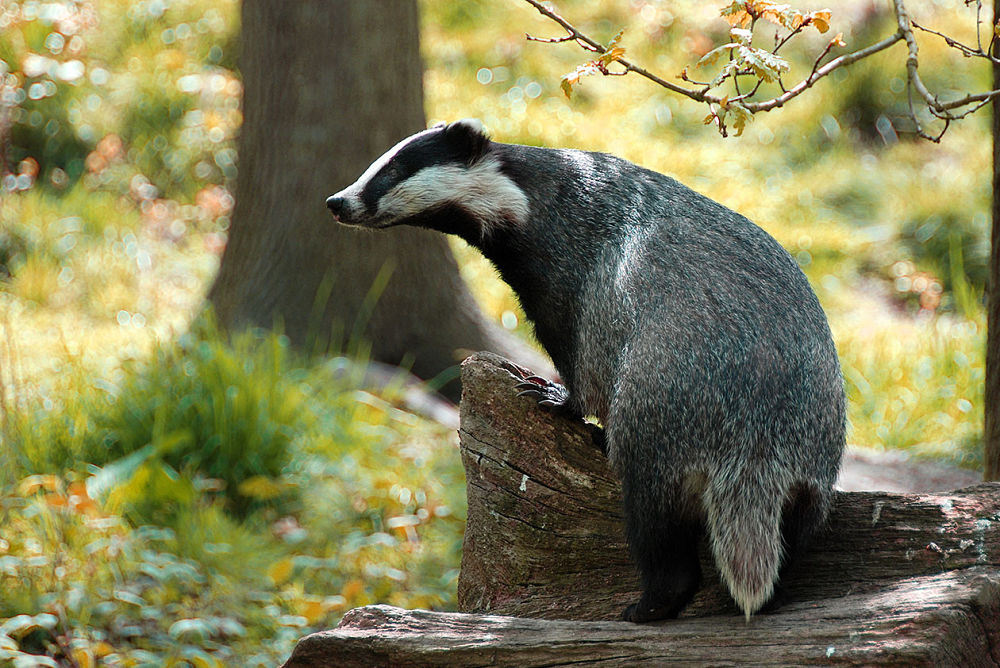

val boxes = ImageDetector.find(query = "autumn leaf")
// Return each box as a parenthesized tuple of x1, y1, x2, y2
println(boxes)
(296, 596, 331, 625)
(759, 4, 803, 31)
(738, 44, 789, 82)
(730, 27, 754, 45)
(599, 45, 626, 67)
(560, 62, 602, 98)
(45, 493, 68, 508)
(728, 101, 754, 136)
(267, 557, 295, 585)
(829, 31, 846, 48)
(805, 9, 832, 33)
(720, 1, 752, 28)
(67, 480, 100, 516)
(560, 77, 574, 98)
(697, 42, 740, 68)
(341, 579, 365, 601)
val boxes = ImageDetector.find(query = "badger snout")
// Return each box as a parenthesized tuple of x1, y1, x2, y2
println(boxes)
(326, 195, 345, 221)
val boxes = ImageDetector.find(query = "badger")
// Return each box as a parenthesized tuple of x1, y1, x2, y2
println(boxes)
(326, 119, 845, 622)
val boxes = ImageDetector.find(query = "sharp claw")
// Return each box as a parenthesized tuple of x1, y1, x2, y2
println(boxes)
(516, 389, 542, 398)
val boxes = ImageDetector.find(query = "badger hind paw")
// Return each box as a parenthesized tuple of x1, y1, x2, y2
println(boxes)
(621, 601, 681, 624)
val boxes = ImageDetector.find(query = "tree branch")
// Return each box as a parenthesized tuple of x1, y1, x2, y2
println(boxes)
(742, 30, 905, 113)
(893, 0, 1000, 140)
(520, 0, 1000, 140)
(520, 0, 715, 103)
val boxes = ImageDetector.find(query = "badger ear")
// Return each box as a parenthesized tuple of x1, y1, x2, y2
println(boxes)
(443, 118, 490, 166)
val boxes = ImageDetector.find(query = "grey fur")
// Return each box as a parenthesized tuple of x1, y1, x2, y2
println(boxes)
(327, 120, 846, 621)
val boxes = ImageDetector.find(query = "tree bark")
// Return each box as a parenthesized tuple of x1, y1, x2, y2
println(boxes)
(986, 0, 1000, 479)
(207, 1, 549, 401)
(282, 353, 1000, 667)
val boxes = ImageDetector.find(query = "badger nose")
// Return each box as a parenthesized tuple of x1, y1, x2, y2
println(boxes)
(326, 195, 344, 219)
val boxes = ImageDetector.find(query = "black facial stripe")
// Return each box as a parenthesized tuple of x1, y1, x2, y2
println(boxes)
(359, 127, 480, 214)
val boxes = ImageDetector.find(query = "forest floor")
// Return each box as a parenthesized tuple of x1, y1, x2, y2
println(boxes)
(838, 445, 982, 493)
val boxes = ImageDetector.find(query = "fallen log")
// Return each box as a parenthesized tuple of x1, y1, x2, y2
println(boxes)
(283, 352, 1000, 667)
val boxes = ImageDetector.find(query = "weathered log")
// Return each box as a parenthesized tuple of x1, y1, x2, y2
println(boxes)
(283, 352, 1000, 667)
(285, 568, 1000, 667)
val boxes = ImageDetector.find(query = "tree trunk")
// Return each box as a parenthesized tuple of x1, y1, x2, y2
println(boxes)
(280, 353, 1000, 667)
(986, 0, 1000, 479)
(207, 1, 549, 401)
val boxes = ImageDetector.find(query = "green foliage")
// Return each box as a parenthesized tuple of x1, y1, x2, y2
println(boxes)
(839, 316, 985, 468)
(1, 323, 466, 665)
(898, 211, 991, 295)
(82, 320, 305, 519)
(1, 0, 240, 197)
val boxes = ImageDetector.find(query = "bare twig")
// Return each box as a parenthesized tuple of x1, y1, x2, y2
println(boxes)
(894, 0, 1000, 134)
(520, 0, 714, 102)
(525, 33, 579, 45)
(912, 20, 1000, 63)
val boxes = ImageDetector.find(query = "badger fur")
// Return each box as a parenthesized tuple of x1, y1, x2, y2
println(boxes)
(326, 119, 846, 622)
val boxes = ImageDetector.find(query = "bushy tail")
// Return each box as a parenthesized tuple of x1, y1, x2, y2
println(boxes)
(703, 478, 784, 620)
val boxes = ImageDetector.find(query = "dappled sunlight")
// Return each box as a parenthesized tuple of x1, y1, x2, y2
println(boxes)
(0, 0, 992, 663)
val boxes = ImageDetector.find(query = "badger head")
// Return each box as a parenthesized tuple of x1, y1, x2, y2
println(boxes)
(326, 119, 528, 239)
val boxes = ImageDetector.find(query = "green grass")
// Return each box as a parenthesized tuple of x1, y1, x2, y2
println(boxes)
(838, 316, 985, 468)
(0, 0, 993, 664)
(0, 321, 465, 665)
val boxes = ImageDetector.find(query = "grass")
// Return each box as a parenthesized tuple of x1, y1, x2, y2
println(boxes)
(0, 320, 465, 665)
(0, 0, 993, 664)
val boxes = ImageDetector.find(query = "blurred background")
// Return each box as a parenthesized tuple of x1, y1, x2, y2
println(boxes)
(0, 0, 990, 665)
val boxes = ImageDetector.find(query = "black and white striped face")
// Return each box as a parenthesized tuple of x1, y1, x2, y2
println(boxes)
(326, 119, 528, 238)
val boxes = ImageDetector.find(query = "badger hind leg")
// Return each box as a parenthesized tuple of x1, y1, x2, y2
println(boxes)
(621, 505, 703, 623)
(759, 484, 829, 613)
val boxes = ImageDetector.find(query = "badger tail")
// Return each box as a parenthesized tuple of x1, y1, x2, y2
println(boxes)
(702, 477, 785, 620)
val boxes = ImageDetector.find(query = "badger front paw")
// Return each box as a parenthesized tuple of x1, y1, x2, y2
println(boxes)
(514, 376, 573, 416)
(515, 376, 606, 454)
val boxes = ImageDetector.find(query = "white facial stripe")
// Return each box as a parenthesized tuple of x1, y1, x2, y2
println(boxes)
(340, 127, 438, 197)
(375, 156, 529, 236)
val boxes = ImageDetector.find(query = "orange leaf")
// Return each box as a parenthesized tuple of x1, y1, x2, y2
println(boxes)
(298, 597, 327, 625)
(267, 557, 295, 585)
(342, 579, 364, 600)
(731, 11, 752, 28)
(806, 10, 832, 33)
